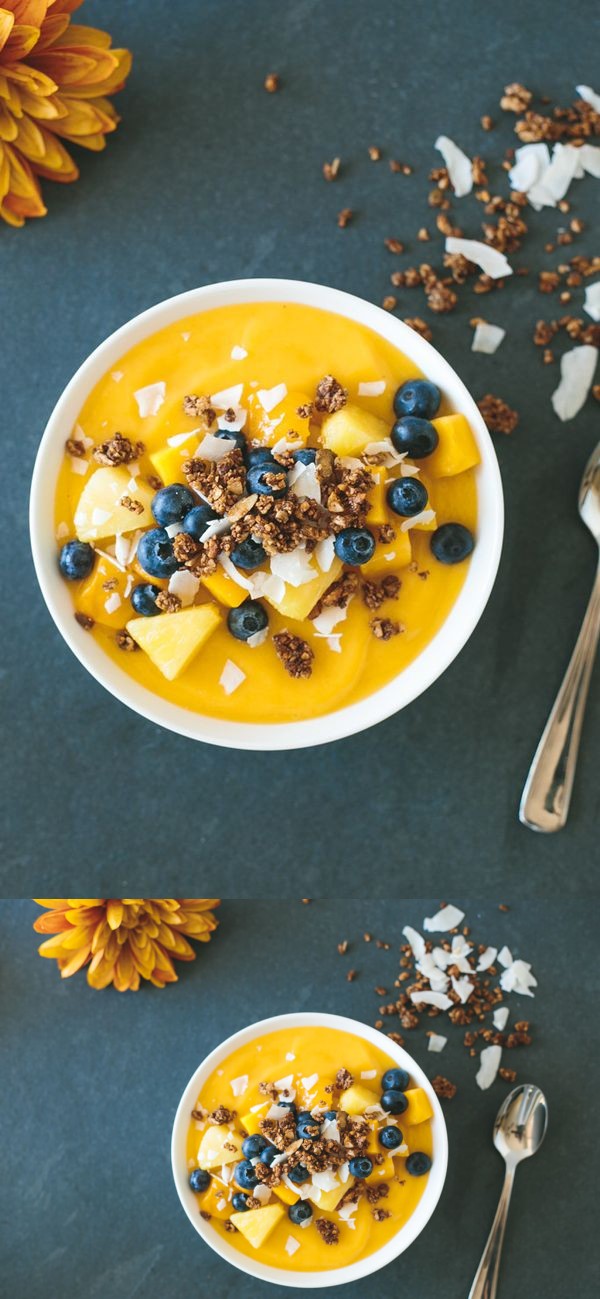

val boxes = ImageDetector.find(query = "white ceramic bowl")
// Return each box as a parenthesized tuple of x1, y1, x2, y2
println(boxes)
(30, 278, 503, 750)
(171, 1011, 448, 1288)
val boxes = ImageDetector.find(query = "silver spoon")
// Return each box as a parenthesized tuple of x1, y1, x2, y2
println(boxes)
(520, 439, 600, 831)
(468, 1085, 548, 1299)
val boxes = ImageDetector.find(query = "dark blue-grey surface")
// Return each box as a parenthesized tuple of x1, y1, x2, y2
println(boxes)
(1, 0, 599, 889)
(1, 899, 597, 1298)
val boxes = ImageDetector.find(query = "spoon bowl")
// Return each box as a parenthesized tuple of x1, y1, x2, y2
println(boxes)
(493, 1083, 549, 1165)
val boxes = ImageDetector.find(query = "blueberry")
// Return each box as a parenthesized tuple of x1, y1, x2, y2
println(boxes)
(334, 527, 376, 566)
(257, 1144, 278, 1167)
(246, 447, 279, 468)
(391, 416, 439, 459)
(137, 527, 179, 578)
(386, 478, 429, 517)
(288, 1201, 313, 1224)
(381, 1089, 408, 1115)
(379, 1125, 404, 1150)
(430, 522, 474, 565)
(381, 1068, 410, 1092)
(246, 462, 288, 498)
(296, 1112, 320, 1140)
(242, 1134, 270, 1159)
(287, 1162, 309, 1185)
(189, 1168, 211, 1193)
(276, 1100, 297, 1116)
(182, 504, 218, 539)
(232, 1192, 250, 1211)
(227, 600, 269, 642)
(406, 1151, 432, 1177)
(234, 1159, 259, 1190)
(130, 583, 161, 616)
(230, 537, 267, 570)
(216, 428, 246, 453)
(348, 1156, 373, 1179)
(393, 379, 441, 420)
(59, 540, 94, 581)
(293, 448, 317, 465)
(151, 484, 196, 525)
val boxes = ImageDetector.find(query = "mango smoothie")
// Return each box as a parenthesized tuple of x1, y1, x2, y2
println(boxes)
(54, 302, 479, 723)
(185, 1026, 435, 1273)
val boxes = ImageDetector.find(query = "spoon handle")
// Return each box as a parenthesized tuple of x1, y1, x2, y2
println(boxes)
(468, 1165, 515, 1299)
(519, 564, 600, 832)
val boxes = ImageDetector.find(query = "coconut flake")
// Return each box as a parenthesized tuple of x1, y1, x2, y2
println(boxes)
(579, 144, 600, 178)
(271, 546, 316, 588)
(312, 604, 348, 636)
(410, 991, 453, 1010)
(257, 382, 287, 413)
(167, 429, 200, 448)
(435, 135, 473, 197)
(271, 434, 302, 454)
(70, 456, 88, 475)
(219, 555, 253, 591)
(583, 282, 600, 322)
(220, 1163, 233, 1184)
(400, 508, 436, 531)
(363, 439, 405, 467)
(445, 237, 512, 279)
(508, 143, 551, 194)
(315, 535, 336, 573)
(253, 1183, 271, 1205)
(56, 522, 69, 540)
(493, 1007, 510, 1031)
(529, 143, 583, 207)
(497, 946, 513, 968)
(321, 1119, 340, 1143)
(337, 1203, 358, 1223)
(229, 1074, 249, 1097)
(134, 381, 165, 418)
(217, 409, 247, 433)
(424, 904, 465, 933)
(476, 1044, 502, 1090)
(428, 1033, 448, 1053)
(247, 626, 269, 649)
(200, 518, 231, 544)
(402, 925, 426, 960)
(104, 592, 122, 614)
(231, 345, 248, 361)
(477, 946, 498, 972)
(358, 379, 387, 397)
(196, 432, 238, 461)
(168, 569, 200, 607)
(274, 1074, 294, 1091)
(285, 1236, 300, 1256)
(249, 570, 286, 604)
(211, 383, 243, 409)
(301, 1073, 319, 1091)
(500, 959, 537, 997)
(111, 370, 124, 383)
(288, 461, 321, 503)
(267, 1102, 292, 1120)
(165, 522, 185, 539)
(472, 322, 506, 354)
(285, 1052, 296, 1062)
(451, 975, 474, 1005)
(576, 83, 600, 112)
(312, 1170, 339, 1192)
(338, 1161, 350, 1185)
(219, 661, 246, 696)
(360, 1070, 377, 1080)
(552, 344, 598, 421)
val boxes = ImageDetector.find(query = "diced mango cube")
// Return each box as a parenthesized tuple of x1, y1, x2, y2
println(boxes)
(197, 1123, 243, 1170)
(366, 466, 388, 525)
(230, 1203, 285, 1248)
(405, 1120, 431, 1153)
(264, 558, 343, 622)
(150, 434, 199, 485)
(361, 524, 412, 574)
(126, 604, 221, 680)
(273, 1182, 300, 1206)
(240, 1108, 267, 1136)
(310, 1178, 354, 1211)
(77, 556, 131, 628)
(368, 1154, 395, 1180)
(339, 1084, 380, 1115)
(427, 414, 480, 477)
(403, 1088, 434, 1126)
(74, 467, 155, 542)
(321, 404, 390, 457)
(201, 568, 248, 609)
(198, 1182, 232, 1220)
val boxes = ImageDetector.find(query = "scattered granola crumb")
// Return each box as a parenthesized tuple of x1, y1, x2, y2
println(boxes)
(65, 438, 86, 458)
(481, 115, 495, 131)
(115, 629, 138, 652)
(417, 226, 431, 241)
(74, 611, 94, 631)
(593, 385, 600, 403)
(431, 1075, 457, 1100)
(382, 295, 397, 312)
(499, 1067, 517, 1083)
(337, 940, 349, 954)
(346, 969, 358, 983)
(500, 82, 532, 113)
(314, 374, 348, 414)
(372, 1207, 391, 1222)
(182, 394, 216, 425)
(155, 590, 181, 613)
(337, 207, 353, 228)
(368, 145, 381, 161)
(273, 631, 314, 679)
(119, 496, 144, 514)
(315, 1219, 339, 1245)
(264, 72, 280, 93)
(323, 157, 341, 182)
(93, 432, 144, 466)
(370, 617, 402, 640)
(297, 402, 313, 419)
(208, 1106, 235, 1125)
(223, 1220, 237, 1233)
(361, 574, 401, 610)
(384, 238, 405, 254)
(404, 316, 433, 341)
(477, 394, 519, 435)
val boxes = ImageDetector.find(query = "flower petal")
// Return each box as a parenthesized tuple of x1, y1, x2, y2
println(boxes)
(33, 46, 118, 87)
(3, 23, 41, 61)
(0, 102, 18, 140)
(59, 945, 91, 978)
(0, 11, 16, 57)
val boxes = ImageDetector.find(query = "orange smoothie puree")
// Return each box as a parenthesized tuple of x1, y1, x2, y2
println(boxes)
(185, 1026, 434, 1272)
(54, 302, 479, 722)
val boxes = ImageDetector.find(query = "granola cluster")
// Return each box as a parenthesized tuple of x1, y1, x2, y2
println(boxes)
(93, 432, 144, 466)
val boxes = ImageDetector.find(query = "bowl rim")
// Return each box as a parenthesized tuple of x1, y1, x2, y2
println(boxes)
(171, 1011, 448, 1289)
(30, 277, 504, 750)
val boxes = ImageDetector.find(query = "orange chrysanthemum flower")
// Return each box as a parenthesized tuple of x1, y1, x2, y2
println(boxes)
(33, 899, 220, 991)
(0, 0, 131, 227)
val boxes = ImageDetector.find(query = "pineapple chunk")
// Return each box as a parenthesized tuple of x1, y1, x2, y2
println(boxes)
(310, 1178, 354, 1211)
(230, 1203, 285, 1248)
(150, 434, 199, 485)
(403, 1088, 434, 1126)
(201, 568, 247, 609)
(339, 1083, 380, 1115)
(74, 467, 154, 542)
(77, 556, 131, 629)
(126, 604, 221, 681)
(264, 558, 343, 622)
(427, 414, 480, 477)
(321, 404, 390, 457)
(273, 1182, 300, 1206)
(197, 1123, 243, 1170)
(240, 1108, 267, 1136)
(198, 1181, 232, 1220)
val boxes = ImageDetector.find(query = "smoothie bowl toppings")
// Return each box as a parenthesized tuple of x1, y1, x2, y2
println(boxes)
(51, 301, 482, 725)
(183, 1026, 436, 1273)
